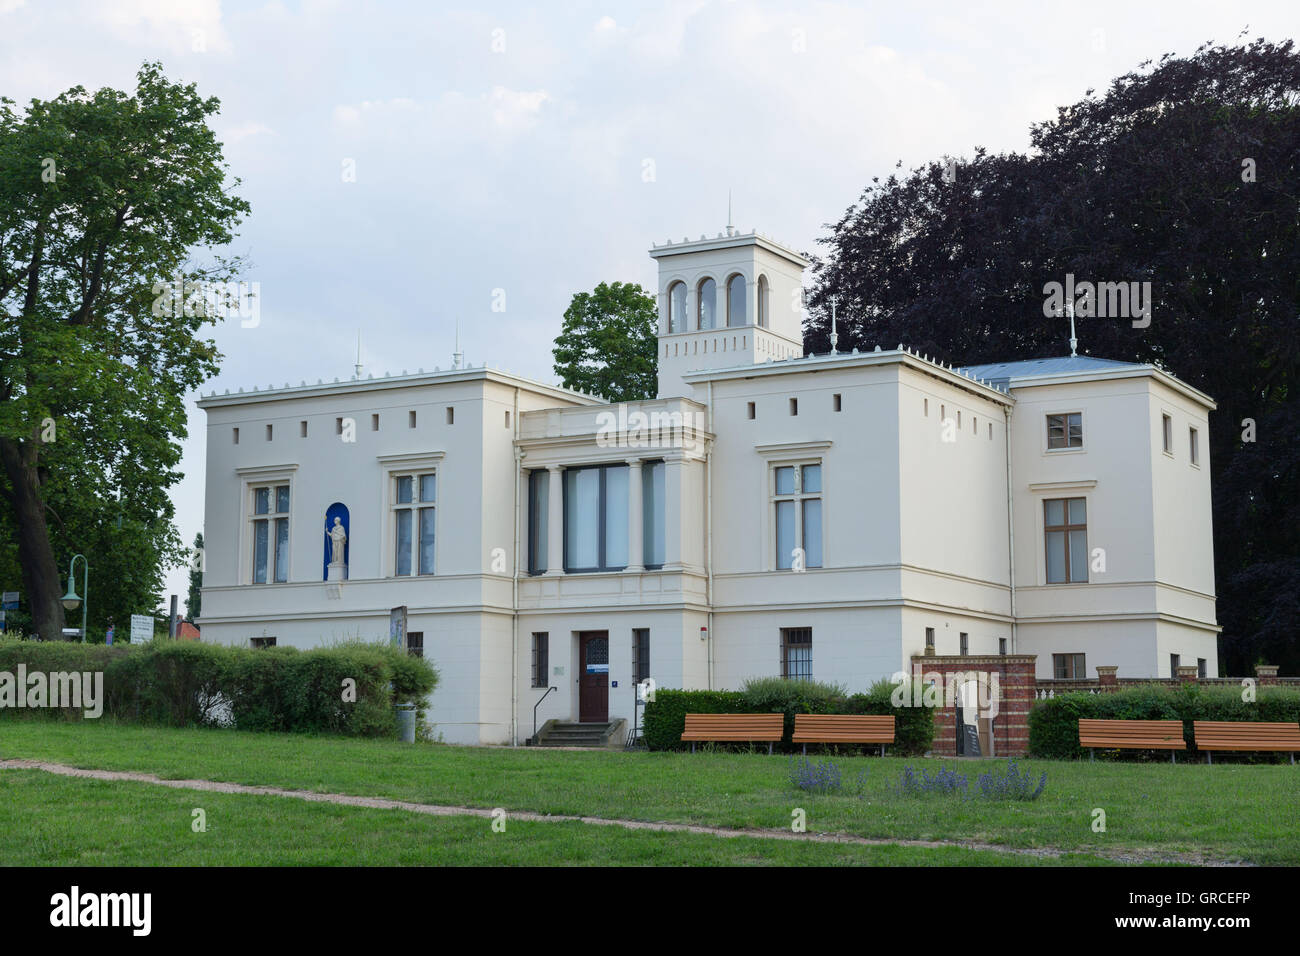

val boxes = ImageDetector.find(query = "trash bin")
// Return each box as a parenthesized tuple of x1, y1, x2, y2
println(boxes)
(396, 704, 416, 743)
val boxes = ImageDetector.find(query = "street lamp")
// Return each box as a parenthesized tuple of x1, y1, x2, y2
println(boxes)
(61, 554, 88, 643)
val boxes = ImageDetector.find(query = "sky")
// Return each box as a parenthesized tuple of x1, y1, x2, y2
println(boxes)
(1, 0, 1294, 612)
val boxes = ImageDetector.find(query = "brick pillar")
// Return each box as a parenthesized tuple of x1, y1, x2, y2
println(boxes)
(1096, 665, 1118, 691)
(1255, 664, 1279, 686)
(1176, 664, 1199, 684)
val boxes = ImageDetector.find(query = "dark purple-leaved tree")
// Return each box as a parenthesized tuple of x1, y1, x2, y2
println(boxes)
(806, 37, 1300, 674)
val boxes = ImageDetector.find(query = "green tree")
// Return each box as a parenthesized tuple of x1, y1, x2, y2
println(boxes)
(552, 281, 657, 402)
(0, 62, 249, 640)
(186, 531, 203, 621)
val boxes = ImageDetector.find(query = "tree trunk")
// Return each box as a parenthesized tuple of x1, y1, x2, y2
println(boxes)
(0, 435, 65, 640)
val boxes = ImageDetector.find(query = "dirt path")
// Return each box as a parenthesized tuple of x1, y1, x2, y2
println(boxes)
(0, 758, 1248, 866)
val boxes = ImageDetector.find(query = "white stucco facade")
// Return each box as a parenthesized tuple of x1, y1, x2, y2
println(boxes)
(196, 227, 1219, 745)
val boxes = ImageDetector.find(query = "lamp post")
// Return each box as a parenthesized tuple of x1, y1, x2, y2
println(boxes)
(60, 554, 88, 643)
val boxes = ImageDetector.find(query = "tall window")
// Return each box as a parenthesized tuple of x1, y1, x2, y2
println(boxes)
(1189, 426, 1199, 465)
(393, 472, 436, 576)
(564, 464, 628, 572)
(781, 627, 812, 679)
(1046, 412, 1082, 449)
(1044, 497, 1087, 584)
(642, 460, 666, 569)
(531, 632, 549, 688)
(1162, 413, 1173, 454)
(250, 484, 290, 584)
(697, 278, 716, 330)
(774, 463, 822, 569)
(757, 275, 769, 328)
(632, 628, 650, 683)
(528, 470, 549, 574)
(668, 282, 687, 333)
(1053, 653, 1085, 679)
(726, 273, 746, 327)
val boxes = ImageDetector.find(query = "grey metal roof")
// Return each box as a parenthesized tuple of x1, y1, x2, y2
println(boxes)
(956, 355, 1141, 384)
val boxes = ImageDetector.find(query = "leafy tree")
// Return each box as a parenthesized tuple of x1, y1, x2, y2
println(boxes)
(186, 531, 203, 621)
(552, 281, 658, 402)
(0, 62, 249, 640)
(806, 38, 1300, 674)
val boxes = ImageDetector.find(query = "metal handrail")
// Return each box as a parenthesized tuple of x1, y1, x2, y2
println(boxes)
(531, 686, 557, 743)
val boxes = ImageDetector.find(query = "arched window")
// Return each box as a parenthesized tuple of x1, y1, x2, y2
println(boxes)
(697, 278, 716, 330)
(757, 275, 770, 328)
(668, 281, 687, 333)
(727, 274, 746, 327)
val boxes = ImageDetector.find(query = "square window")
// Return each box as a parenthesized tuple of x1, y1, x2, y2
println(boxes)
(1047, 413, 1083, 449)
(1053, 653, 1085, 679)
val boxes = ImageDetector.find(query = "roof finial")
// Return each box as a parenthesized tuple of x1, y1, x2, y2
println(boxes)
(354, 330, 363, 379)
(726, 189, 736, 237)
(452, 319, 464, 370)
(829, 296, 839, 354)
(1066, 298, 1078, 357)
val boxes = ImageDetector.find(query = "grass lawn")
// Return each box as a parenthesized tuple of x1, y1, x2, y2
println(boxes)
(3, 719, 1296, 864)
(0, 769, 1081, 866)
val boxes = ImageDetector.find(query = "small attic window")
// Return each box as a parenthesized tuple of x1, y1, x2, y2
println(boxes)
(409, 410, 417, 429)
(300, 421, 307, 438)
(266, 424, 273, 441)
(446, 407, 455, 425)
(505, 410, 511, 428)
(924, 398, 928, 416)
(372, 413, 379, 431)
(833, 393, 842, 412)
(335, 417, 343, 435)
(233, 427, 240, 444)
(789, 398, 798, 416)
(747, 402, 756, 420)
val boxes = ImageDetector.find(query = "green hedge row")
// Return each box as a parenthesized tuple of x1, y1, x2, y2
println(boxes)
(1028, 685, 1300, 760)
(641, 678, 935, 755)
(0, 638, 438, 737)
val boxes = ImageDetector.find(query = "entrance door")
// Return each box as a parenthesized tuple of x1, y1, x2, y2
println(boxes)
(578, 631, 609, 723)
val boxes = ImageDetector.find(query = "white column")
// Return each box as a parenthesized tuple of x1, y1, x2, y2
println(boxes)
(625, 457, 644, 573)
(545, 465, 563, 575)
(662, 456, 685, 571)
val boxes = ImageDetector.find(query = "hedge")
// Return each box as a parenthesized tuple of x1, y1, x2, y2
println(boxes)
(1028, 684, 1300, 760)
(642, 678, 935, 755)
(0, 638, 438, 737)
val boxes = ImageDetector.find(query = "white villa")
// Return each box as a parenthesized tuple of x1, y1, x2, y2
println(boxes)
(196, 223, 1220, 746)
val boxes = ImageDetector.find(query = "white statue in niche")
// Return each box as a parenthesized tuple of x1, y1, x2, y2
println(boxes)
(328, 517, 348, 567)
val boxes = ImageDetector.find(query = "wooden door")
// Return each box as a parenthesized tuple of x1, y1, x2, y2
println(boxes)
(578, 631, 609, 723)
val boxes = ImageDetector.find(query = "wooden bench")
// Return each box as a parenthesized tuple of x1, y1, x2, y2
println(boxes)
(1078, 719, 1187, 762)
(1193, 721, 1300, 764)
(681, 713, 784, 754)
(792, 714, 896, 755)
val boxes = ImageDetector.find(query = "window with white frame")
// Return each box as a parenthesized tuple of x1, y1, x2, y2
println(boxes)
(1044, 497, 1087, 584)
(774, 463, 822, 569)
(249, 484, 291, 584)
(392, 471, 436, 576)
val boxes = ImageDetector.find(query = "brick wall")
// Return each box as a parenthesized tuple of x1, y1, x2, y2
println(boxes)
(908, 654, 1036, 757)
